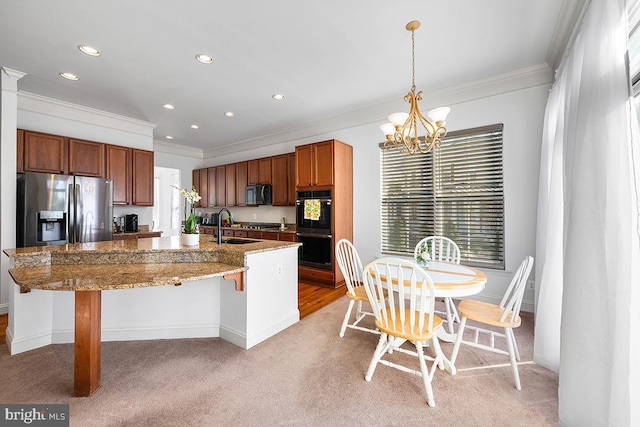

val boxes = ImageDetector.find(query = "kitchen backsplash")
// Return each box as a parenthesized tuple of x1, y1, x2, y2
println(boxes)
(196, 206, 296, 224)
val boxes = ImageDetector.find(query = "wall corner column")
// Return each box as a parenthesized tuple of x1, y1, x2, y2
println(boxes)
(1, 67, 26, 317)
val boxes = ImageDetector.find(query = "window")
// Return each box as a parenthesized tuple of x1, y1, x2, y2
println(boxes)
(380, 124, 505, 269)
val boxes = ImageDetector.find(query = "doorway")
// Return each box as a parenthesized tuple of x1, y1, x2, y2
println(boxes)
(153, 167, 181, 237)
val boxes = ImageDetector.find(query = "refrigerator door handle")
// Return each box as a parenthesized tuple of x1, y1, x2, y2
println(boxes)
(75, 183, 81, 243)
(68, 183, 75, 244)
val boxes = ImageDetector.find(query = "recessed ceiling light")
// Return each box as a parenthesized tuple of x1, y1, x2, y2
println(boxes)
(224, 112, 235, 117)
(195, 54, 214, 64)
(162, 104, 176, 110)
(59, 72, 79, 81)
(78, 45, 101, 57)
(165, 135, 174, 140)
(272, 94, 285, 101)
(190, 124, 200, 129)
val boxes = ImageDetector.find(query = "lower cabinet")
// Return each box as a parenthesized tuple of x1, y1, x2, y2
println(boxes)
(299, 265, 335, 287)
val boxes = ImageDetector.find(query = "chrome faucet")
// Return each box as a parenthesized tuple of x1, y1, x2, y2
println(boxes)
(217, 208, 234, 244)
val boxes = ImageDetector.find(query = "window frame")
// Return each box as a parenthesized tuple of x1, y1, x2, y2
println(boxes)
(379, 124, 505, 269)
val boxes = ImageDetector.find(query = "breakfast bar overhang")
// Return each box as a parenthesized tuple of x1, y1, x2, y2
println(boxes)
(4, 235, 301, 396)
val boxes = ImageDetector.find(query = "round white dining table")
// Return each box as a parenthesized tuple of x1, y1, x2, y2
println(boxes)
(370, 259, 487, 375)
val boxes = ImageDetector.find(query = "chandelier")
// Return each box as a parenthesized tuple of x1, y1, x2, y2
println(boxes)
(380, 20, 450, 155)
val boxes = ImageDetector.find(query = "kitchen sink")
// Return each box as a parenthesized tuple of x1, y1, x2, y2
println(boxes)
(219, 238, 259, 245)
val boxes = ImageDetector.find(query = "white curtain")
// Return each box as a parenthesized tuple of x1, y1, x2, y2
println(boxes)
(535, 0, 640, 425)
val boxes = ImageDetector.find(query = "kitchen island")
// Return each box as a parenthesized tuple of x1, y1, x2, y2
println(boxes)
(4, 235, 301, 396)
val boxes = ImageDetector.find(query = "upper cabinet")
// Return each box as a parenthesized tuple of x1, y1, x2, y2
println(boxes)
(192, 153, 293, 208)
(235, 161, 248, 206)
(248, 157, 272, 185)
(106, 144, 130, 205)
(18, 129, 154, 206)
(22, 130, 68, 174)
(106, 145, 154, 206)
(131, 149, 154, 206)
(69, 138, 105, 177)
(272, 153, 296, 206)
(225, 164, 236, 207)
(207, 167, 217, 207)
(16, 129, 24, 173)
(215, 165, 226, 206)
(295, 140, 334, 189)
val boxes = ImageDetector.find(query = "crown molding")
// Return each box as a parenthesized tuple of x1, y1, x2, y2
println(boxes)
(154, 139, 203, 159)
(1, 67, 26, 81)
(203, 63, 554, 159)
(546, 0, 589, 71)
(17, 91, 156, 137)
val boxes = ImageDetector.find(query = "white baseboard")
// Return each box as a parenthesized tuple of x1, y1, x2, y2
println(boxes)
(6, 329, 53, 355)
(220, 310, 300, 350)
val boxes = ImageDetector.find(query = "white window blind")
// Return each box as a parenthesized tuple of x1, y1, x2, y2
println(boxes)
(380, 124, 505, 269)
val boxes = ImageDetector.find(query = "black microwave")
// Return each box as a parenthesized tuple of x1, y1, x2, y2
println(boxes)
(246, 184, 272, 205)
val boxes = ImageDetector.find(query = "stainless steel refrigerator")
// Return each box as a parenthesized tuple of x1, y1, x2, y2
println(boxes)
(17, 172, 113, 247)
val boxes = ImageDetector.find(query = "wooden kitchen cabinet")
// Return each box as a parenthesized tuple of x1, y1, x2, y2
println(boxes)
(225, 164, 236, 207)
(69, 138, 105, 177)
(278, 233, 297, 242)
(248, 157, 272, 185)
(272, 153, 296, 206)
(287, 152, 296, 205)
(295, 140, 334, 189)
(16, 129, 24, 173)
(207, 167, 217, 207)
(131, 149, 154, 206)
(216, 165, 226, 206)
(271, 154, 288, 206)
(247, 230, 263, 239)
(296, 139, 353, 289)
(236, 161, 248, 206)
(192, 168, 209, 208)
(22, 130, 68, 174)
(106, 144, 131, 205)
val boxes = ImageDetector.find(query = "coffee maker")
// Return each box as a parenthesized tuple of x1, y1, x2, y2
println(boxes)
(125, 214, 138, 232)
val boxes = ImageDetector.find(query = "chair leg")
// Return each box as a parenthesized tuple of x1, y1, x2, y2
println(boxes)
(450, 316, 467, 365)
(339, 299, 355, 338)
(504, 327, 521, 390)
(508, 328, 521, 361)
(444, 298, 455, 334)
(415, 341, 436, 408)
(355, 300, 363, 319)
(448, 297, 460, 324)
(365, 333, 388, 382)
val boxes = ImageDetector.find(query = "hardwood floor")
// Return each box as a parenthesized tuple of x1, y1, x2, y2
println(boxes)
(0, 313, 7, 343)
(298, 282, 345, 319)
(0, 284, 343, 342)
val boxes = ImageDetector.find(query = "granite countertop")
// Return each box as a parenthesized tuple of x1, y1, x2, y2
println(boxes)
(4, 235, 300, 292)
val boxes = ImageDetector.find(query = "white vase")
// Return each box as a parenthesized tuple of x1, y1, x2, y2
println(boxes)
(181, 233, 199, 246)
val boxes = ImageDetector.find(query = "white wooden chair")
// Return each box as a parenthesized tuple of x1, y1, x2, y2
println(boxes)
(414, 236, 461, 334)
(362, 257, 444, 408)
(450, 256, 534, 390)
(335, 239, 379, 337)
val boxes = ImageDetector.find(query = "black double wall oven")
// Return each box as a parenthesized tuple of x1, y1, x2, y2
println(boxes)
(296, 189, 333, 270)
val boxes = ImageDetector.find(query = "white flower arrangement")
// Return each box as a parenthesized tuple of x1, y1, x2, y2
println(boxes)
(173, 186, 202, 234)
(417, 245, 431, 266)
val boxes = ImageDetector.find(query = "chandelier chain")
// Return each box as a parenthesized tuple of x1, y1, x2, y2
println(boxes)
(411, 28, 416, 93)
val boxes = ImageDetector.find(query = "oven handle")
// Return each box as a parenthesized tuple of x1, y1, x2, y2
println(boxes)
(296, 232, 333, 239)
(296, 199, 332, 204)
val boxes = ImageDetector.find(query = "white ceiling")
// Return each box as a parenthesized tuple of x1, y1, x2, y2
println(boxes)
(0, 1, 582, 154)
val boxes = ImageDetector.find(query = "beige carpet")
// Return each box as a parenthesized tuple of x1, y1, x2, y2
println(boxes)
(0, 297, 558, 426)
